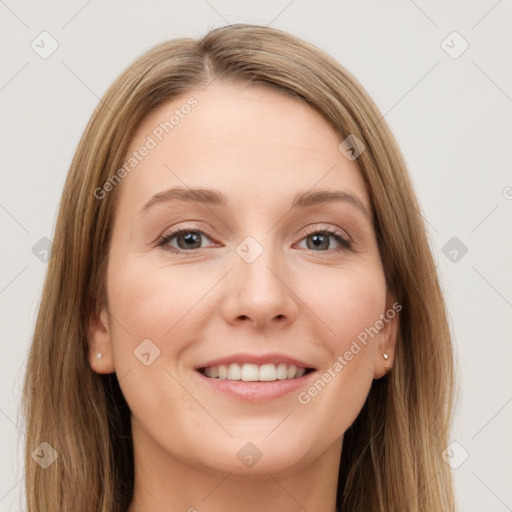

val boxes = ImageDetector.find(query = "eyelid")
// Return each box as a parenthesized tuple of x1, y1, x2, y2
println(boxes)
(300, 223, 352, 243)
(159, 224, 215, 241)
(295, 224, 353, 253)
(158, 224, 219, 250)
(157, 222, 353, 253)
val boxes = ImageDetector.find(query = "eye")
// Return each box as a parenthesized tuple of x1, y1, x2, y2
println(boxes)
(158, 227, 217, 252)
(296, 225, 352, 252)
(157, 224, 353, 254)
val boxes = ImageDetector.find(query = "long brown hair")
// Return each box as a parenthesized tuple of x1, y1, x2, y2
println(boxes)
(22, 23, 455, 511)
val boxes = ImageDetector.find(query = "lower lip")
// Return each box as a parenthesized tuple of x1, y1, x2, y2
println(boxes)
(195, 370, 317, 402)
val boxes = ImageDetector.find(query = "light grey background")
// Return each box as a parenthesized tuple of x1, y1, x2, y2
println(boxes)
(1, 1, 511, 510)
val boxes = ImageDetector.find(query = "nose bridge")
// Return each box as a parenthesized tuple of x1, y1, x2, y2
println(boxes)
(222, 233, 298, 326)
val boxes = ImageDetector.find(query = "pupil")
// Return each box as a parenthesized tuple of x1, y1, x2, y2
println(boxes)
(181, 231, 200, 249)
(309, 233, 328, 250)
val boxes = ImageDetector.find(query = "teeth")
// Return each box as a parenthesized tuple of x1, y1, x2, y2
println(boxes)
(201, 363, 310, 381)
(241, 363, 259, 381)
(276, 363, 288, 380)
(296, 367, 306, 378)
(258, 363, 276, 381)
(227, 363, 241, 380)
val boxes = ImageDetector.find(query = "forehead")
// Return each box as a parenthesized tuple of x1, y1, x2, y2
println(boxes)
(116, 81, 371, 216)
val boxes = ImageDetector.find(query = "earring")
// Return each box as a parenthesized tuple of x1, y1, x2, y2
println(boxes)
(96, 352, 103, 360)
(383, 353, 390, 370)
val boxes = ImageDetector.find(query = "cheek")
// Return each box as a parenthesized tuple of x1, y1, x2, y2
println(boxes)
(107, 258, 204, 340)
(303, 263, 386, 353)
(105, 260, 204, 424)
(295, 265, 385, 414)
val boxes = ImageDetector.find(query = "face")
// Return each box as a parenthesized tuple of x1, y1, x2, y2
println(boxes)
(88, 80, 397, 477)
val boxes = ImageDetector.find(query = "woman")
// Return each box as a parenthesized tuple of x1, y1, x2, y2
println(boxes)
(22, 23, 456, 511)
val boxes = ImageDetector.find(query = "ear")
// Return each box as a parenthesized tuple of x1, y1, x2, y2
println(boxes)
(87, 304, 115, 374)
(373, 292, 400, 379)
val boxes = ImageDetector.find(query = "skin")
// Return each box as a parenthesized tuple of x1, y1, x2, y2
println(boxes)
(88, 80, 397, 512)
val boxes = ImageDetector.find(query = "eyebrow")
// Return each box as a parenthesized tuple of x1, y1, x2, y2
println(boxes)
(139, 187, 371, 219)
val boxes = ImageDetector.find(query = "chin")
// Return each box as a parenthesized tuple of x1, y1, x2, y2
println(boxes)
(191, 438, 312, 477)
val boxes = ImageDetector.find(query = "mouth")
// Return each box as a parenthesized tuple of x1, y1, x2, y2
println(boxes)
(197, 363, 316, 382)
(193, 353, 318, 401)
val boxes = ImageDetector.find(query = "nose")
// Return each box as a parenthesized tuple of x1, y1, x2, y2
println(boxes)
(220, 243, 299, 329)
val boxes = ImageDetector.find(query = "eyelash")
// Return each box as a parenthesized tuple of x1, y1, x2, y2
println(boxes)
(157, 224, 353, 255)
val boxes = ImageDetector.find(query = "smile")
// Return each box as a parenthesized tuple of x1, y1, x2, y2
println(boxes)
(198, 362, 315, 381)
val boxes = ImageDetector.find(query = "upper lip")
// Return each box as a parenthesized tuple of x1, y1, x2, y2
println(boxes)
(195, 352, 316, 370)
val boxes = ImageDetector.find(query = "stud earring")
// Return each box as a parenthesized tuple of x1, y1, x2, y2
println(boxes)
(383, 353, 390, 370)
(96, 352, 103, 360)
